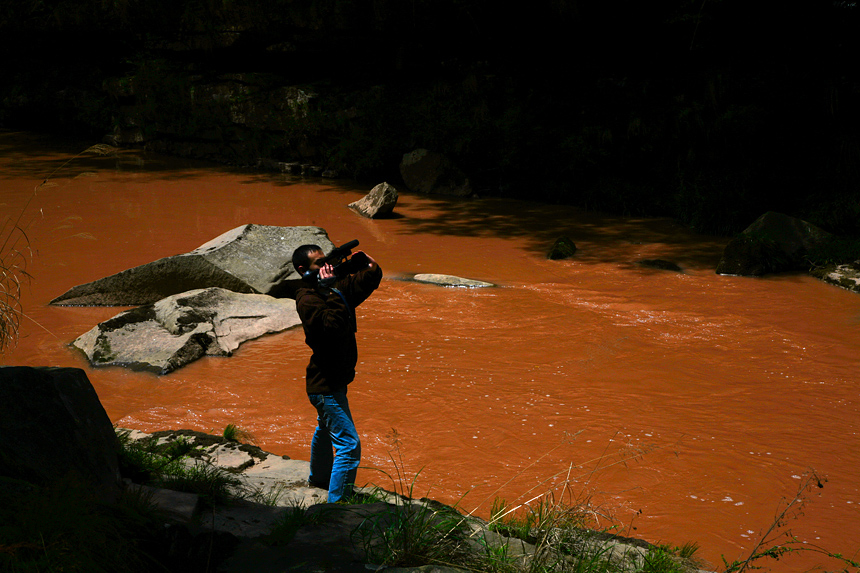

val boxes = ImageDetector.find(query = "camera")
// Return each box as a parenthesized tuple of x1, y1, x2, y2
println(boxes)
(328, 251, 370, 279)
(304, 239, 369, 287)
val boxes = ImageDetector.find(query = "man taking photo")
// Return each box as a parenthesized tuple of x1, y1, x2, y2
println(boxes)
(289, 243, 382, 502)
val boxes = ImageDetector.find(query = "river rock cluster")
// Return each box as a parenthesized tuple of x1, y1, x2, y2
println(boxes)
(72, 287, 301, 375)
(53, 224, 325, 374)
(51, 207, 856, 375)
(53, 221, 496, 375)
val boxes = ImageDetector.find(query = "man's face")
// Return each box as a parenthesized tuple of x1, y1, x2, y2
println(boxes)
(306, 250, 326, 272)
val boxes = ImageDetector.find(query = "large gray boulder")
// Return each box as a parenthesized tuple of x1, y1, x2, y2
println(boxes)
(348, 182, 399, 218)
(51, 224, 334, 306)
(0, 366, 121, 501)
(716, 212, 834, 276)
(72, 287, 301, 374)
(399, 149, 472, 197)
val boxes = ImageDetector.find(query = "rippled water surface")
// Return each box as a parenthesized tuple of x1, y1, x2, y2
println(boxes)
(3, 131, 859, 571)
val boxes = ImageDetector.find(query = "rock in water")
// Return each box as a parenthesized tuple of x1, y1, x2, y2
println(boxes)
(716, 211, 833, 276)
(348, 182, 399, 218)
(72, 287, 301, 374)
(637, 259, 682, 272)
(547, 236, 578, 260)
(0, 366, 121, 501)
(50, 224, 333, 306)
(811, 260, 860, 294)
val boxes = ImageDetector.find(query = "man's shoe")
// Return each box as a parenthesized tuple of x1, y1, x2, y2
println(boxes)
(307, 478, 328, 489)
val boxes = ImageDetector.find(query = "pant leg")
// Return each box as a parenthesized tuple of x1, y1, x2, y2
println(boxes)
(308, 395, 333, 488)
(308, 391, 361, 502)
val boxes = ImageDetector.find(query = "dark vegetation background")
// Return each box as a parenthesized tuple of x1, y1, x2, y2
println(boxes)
(1, 0, 858, 237)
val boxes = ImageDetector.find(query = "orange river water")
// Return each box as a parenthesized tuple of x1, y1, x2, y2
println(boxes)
(2, 130, 859, 571)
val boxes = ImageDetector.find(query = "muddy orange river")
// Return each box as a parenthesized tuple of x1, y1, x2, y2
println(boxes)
(2, 131, 858, 570)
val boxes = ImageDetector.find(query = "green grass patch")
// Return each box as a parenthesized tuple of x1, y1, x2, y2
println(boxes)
(115, 428, 243, 506)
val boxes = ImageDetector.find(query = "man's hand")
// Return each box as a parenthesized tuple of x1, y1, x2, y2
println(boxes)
(318, 262, 335, 281)
(354, 250, 377, 270)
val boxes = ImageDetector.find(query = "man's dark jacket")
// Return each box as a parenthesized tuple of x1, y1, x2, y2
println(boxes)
(294, 264, 382, 394)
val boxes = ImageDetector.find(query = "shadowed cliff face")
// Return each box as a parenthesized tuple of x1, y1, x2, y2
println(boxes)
(2, 1, 859, 236)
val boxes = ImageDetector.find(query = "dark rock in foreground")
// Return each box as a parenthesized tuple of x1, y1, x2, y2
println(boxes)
(72, 287, 301, 374)
(716, 211, 833, 276)
(0, 366, 121, 501)
(51, 224, 333, 306)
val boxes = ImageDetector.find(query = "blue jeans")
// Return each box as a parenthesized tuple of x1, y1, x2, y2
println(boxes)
(308, 391, 361, 503)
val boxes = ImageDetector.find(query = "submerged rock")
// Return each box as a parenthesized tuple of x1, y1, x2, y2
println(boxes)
(412, 274, 495, 288)
(637, 259, 683, 272)
(715, 212, 833, 276)
(72, 287, 301, 374)
(547, 236, 578, 260)
(51, 224, 333, 306)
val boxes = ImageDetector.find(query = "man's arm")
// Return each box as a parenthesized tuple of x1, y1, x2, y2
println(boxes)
(339, 252, 382, 308)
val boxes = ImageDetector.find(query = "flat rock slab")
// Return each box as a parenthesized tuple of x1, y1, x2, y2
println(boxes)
(412, 273, 495, 288)
(125, 429, 327, 508)
(73, 287, 301, 374)
(51, 224, 333, 306)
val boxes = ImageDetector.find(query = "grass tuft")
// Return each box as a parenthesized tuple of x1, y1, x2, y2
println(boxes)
(1, 140, 118, 355)
(721, 469, 860, 573)
(223, 423, 256, 444)
(0, 214, 30, 353)
(265, 501, 324, 546)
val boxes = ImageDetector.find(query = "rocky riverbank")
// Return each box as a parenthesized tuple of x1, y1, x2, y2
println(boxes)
(0, 366, 712, 573)
(120, 428, 712, 573)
